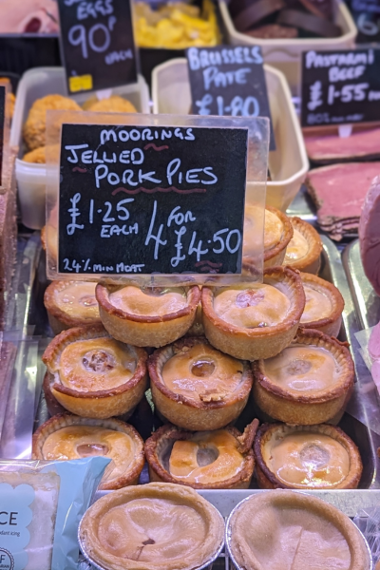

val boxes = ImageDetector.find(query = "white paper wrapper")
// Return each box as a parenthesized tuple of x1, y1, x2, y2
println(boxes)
(354, 507, 380, 566)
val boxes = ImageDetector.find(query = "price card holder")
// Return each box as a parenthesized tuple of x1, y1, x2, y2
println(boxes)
(57, 0, 138, 95)
(301, 48, 380, 128)
(45, 112, 269, 286)
(187, 46, 276, 151)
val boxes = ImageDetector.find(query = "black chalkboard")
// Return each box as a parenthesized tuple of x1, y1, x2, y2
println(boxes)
(57, 0, 137, 94)
(0, 86, 5, 186)
(301, 48, 380, 127)
(186, 46, 276, 151)
(58, 124, 248, 275)
(346, 0, 380, 43)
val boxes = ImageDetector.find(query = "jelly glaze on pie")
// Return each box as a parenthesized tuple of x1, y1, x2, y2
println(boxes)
(252, 328, 354, 425)
(32, 414, 145, 490)
(148, 337, 253, 431)
(227, 490, 370, 570)
(145, 420, 258, 489)
(96, 283, 201, 347)
(300, 272, 344, 337)
(79, 483, 225, 570)
(284, 217, 323, 274)
(202, 266, 305, 361)
(42, 325, 148, 418)
(44, 280, 101, 334)
(254, 423, 362, 490)
(243, 204, 293, 269)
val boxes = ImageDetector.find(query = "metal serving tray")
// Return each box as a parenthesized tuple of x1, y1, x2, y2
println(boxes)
(6, 231, 371, 488)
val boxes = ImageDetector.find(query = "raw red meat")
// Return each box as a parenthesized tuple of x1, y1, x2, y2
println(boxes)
(305, 128, 380, 163)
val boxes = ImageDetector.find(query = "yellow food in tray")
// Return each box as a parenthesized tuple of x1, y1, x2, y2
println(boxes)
(134, 0, 220, 48)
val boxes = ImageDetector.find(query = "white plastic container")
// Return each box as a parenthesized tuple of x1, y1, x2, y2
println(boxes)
(152, 58, 309, 211)
(219, 0, 357, 95)
(10, 67, 151, 229)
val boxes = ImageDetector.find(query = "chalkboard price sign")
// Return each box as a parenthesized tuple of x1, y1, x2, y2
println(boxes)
(0, 86, 5, 186)
(301, 48, 380, 127)
(57, 0, 137, 94)
(346, 0, 380, 43)
(186, 46, 275, 151)
(58, 124, 248, 276)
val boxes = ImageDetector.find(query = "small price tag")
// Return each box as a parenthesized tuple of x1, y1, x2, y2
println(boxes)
(346, 0, 380, 43)
(301, 48, 380, 127)
(57, 123, 248, 277)
(186, 46, 276, 151)
(57, 0, 137, 94)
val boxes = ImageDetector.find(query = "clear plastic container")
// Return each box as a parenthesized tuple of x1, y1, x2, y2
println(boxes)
(10, 67, 151, 230)
(152, 58, 309, 211)
(219, 0, 357, 95)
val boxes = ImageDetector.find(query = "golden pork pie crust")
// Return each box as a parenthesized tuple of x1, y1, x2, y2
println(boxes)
(32, 414, 145, 490)
(145, 420, 258, 489)
(202, 266, 305, 361)
(227, 490, 370, 570)
(148, 336, 253, 431)
(254, 423, 362, 490)
(284, 217, 323, 274)
(300, 272, 344, 337)
(243, 205, 293, 270)
(252, 328, 354, 425)
(44, 280, 101, 334)
(79, 482, 225, 570)
(96, 283, 201, 347)
(42, 324, 148, 419)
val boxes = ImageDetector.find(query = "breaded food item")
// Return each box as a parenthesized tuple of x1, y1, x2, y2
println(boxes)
(23, 94, 81, 150)
(86, 95, 137, 113)
(0, 78, 16, 119)
(23, 146, 46, 163)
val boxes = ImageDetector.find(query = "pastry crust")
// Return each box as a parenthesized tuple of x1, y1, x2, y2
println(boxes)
(148, 336, 253, 430)
(243, 206, 293, 270)
(42, 325, 148, 418)
(96, 283, 201, 347)
(227, 490, 371, 570)
(202, 266, 305, 361)
(23, 94, 81, 151)
(32, 413, 145, 490)
(284, 217, 323, 274)
(252, 328, 354, 425)
(79, 482, 225, 570)
(86, 95, 137, 113)
(254, 423, 363, 490)
(145, 421, 258, 489)
(44, 280, 102, 334)
(263, 206, 294, 268)
(300, 272, 344, 337)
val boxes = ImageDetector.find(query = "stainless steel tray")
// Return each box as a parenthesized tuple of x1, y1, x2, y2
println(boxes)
(16, 231, 377, 488)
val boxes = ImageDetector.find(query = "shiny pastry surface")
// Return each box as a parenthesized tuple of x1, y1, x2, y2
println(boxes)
(42, 425, 136, 482)
(97, 498, 209, 564)
(51, 281, 99, 321)
(161, 343, 245, 403)
(301, 282, 333, 323)
(169, 430, 245, 485)
(243, 205, 283, 253)
(59, 338, 136, 391)
(109, 286, 187, 316)
(284, 228, 310, 263)
(214, 285, 290, 329)
(262, 345, 340, 395)
(262, 431, 350, 488)
(228, 490, 368, 570)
